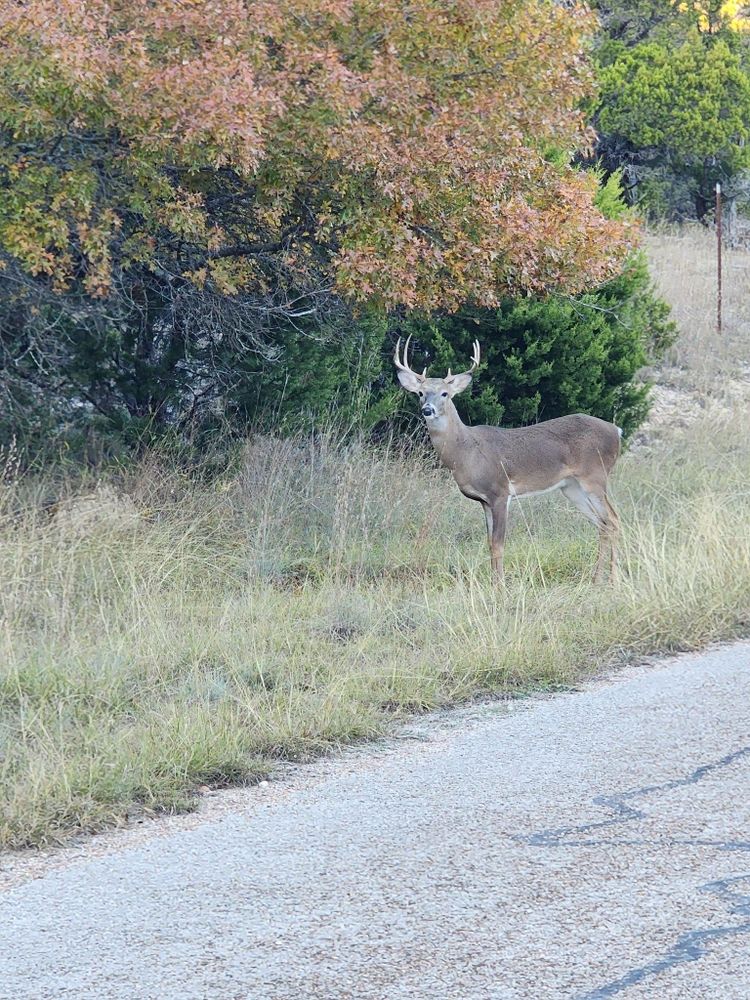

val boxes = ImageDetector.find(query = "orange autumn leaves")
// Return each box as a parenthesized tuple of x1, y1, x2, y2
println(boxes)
(0, 0, 634, 309)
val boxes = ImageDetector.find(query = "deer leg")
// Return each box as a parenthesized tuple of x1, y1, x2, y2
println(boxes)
(488, 497, 508, 583)
(481, 501, 494, 559)
(603, 493, 620, 582)
(594, 527, 609, 584)
(589, 489, 619, 583)
(561, 478, 619, 584)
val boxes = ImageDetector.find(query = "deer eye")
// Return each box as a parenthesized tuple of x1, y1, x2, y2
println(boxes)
(418, 391, 423, 397)
(441, 392, 448, 397)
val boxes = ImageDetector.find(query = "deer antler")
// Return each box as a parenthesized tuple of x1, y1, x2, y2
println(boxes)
(393, 335, 427, 381)
(444, 340, 481, 384)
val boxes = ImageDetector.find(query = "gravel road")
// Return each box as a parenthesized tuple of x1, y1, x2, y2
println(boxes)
(2, 643, 750, 1000)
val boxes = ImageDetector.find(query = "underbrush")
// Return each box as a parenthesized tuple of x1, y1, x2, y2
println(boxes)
(2, 412, 750, 849)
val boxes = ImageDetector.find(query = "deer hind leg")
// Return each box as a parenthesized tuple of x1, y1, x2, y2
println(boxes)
(561, 478, 619, 584)
(602, 493, 620, 581)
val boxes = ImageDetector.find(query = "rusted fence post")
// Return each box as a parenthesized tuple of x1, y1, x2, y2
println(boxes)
(716, 181, 722, 335)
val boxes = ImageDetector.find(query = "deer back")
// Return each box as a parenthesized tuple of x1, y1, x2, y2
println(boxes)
(448, 414, 621, 501)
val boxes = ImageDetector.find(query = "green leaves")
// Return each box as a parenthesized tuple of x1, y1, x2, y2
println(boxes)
(598, 37, 750, 162)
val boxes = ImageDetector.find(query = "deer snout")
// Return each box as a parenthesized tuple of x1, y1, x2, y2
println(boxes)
(421, 404, 435, 417)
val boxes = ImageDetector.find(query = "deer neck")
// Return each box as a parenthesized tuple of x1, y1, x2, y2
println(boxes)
(425, 401, 470, 467)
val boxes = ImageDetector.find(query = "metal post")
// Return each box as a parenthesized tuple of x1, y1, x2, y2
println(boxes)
(716, 182, 722, 335)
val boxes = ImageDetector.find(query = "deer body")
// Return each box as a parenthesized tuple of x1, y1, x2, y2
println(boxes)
(395, 338, 621, 582)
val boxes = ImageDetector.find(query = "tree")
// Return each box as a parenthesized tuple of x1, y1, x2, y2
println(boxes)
(592, 0, 749, 54)
(592, 0, 750, 219)
(593, 0, 682, 56)
(0, 0, 633, 448)
(596, 35, 750, 217)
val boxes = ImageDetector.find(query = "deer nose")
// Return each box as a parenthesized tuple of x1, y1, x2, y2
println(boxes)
(421, 404, 435, 417)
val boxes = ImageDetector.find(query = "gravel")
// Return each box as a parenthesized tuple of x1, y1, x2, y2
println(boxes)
(1, 643, 749, 999)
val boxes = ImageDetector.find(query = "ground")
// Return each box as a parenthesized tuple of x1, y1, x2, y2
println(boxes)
(1, 642, 749, 999)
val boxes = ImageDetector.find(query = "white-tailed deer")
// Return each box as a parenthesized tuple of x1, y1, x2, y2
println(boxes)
(394, 337, 621, 582)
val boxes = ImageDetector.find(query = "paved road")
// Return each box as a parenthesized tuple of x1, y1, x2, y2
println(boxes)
(2, 644, 750, 1000)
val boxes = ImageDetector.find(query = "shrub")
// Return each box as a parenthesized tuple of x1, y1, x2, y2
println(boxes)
(392, 251, 675, 439)
(226, 310, 389, 433)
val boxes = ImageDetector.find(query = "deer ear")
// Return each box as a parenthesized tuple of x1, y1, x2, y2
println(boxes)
(446, 372, 472, 396)
(397, 370, 423, 393)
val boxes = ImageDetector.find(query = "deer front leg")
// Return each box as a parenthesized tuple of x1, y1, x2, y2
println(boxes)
(593, 527, 608, 585)
(486, 496, 508, 583)
(481, 500, 493, 558)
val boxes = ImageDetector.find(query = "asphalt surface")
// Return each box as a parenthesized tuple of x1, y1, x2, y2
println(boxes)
(1, 643, 750, 1000)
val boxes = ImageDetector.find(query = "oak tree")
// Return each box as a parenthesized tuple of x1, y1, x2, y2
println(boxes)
(0, 0, 633, 442)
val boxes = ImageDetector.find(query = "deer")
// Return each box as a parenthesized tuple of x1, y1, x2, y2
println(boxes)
(394, 337, 621, 583)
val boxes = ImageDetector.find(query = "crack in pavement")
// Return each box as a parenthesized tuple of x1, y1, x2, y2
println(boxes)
(513, 746, 750, 999)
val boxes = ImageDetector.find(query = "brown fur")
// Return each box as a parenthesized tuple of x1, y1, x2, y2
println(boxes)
(395, 345, 621, 583)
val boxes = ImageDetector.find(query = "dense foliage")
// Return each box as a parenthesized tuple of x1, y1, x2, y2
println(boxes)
(0, 1, 684, 456)
(0, 0, 631, 307)
(0, 0, 640, 453)
(593, 0, 750, 218)
(226, 168, 673, 439)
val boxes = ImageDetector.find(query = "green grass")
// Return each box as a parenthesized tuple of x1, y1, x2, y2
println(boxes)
(2, 411, 750, 849)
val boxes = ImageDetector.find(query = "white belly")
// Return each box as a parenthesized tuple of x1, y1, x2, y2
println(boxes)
(507, 479, 567, 505)
(508, 479, 568, 499)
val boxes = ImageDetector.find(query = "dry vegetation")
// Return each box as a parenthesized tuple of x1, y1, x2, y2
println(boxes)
(2, 228, 750, 850)
(640, 226, 750, 443)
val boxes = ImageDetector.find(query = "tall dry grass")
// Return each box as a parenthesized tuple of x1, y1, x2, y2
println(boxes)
(2, 227, 750, 850)
(646, 227, 750, 389)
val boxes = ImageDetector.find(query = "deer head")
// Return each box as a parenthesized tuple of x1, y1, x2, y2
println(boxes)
(394, 336, 480, 423)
